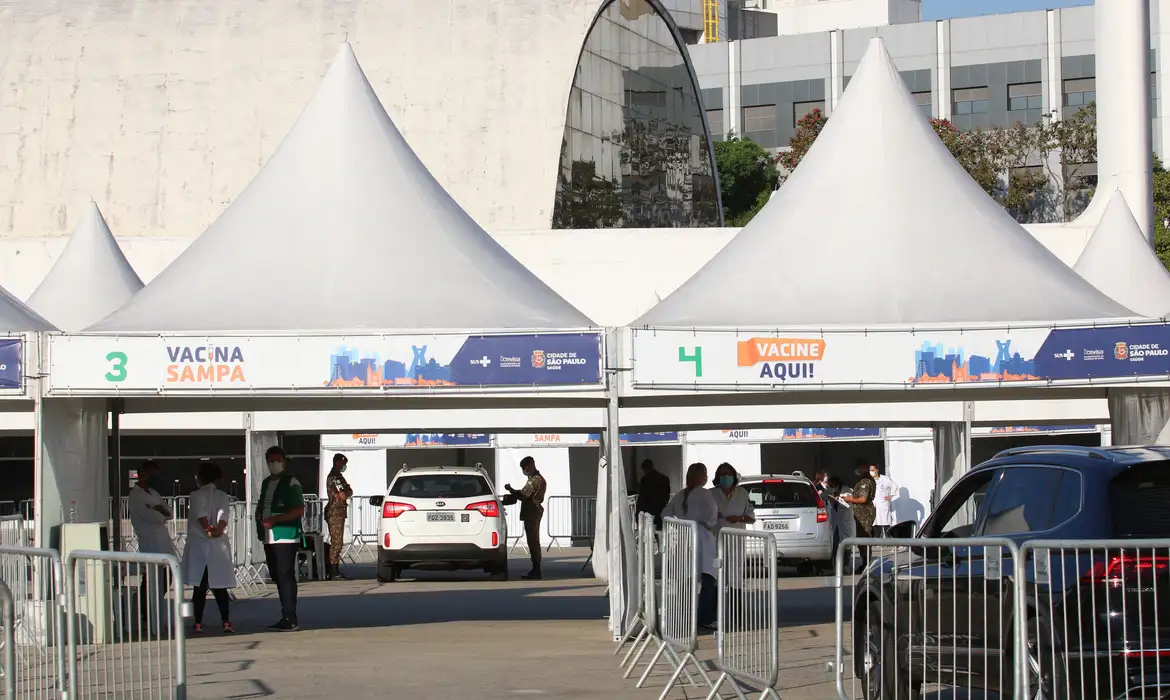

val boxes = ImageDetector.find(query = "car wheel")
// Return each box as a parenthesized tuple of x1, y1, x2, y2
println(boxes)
(489, 563, 509, 582)
(1024, 615, 1065, 700)
(857, 600, 916, 700)
(377, 563, 400, 583)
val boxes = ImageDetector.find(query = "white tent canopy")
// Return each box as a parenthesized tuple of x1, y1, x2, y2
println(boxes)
(27, 201, 143, 331)
(1074, 190, 1170, 318)
(636, 39, 1133, 327)
(0, 288, 55, 333)
(89, 43, 593, 332)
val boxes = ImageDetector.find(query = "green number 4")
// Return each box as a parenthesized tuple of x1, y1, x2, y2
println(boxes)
(678, 346, 703, 378)
(105, 351, 128, 383)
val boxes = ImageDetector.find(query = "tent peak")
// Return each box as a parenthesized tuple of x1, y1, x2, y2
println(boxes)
(1074, 189, 1170, 318)
(635, 37, 1132, 327)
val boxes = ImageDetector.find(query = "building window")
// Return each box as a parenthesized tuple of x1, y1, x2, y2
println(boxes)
(912, 91, 932, 117)
(707, 109, 724, 139)
(792, 100, 825, 126)
(953, 87, 989, 115)
(1063, 77, 1096, 108)
(743, 105, 776, 133)
(1008, 82, 1043, 111)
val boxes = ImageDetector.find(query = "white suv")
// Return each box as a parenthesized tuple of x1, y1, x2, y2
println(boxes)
(740, 472, 834, 575)
(374, 465, 508, 582)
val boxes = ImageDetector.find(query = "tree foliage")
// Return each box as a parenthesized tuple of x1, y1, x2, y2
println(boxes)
(713, 135, 780, 227)
(1154, 157, 1170, 270)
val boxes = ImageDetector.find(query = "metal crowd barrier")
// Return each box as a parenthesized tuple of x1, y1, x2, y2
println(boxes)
(64, 550, 189, 699)
(616, 513, 654, 665)
(343, 496, 382, 563)
(0, 546, 68, 698)
(634, 517, 715, 699)
(545, 496, 596, 550)
(502, 504, 527, 554)
(302, 495, 325, 535)
(0, 516, 27, 549)
(227, 501, 266, 596)
(1018, 539, 1170, 700)
(832, 536, 1024, 700)
(709, 528, 780, 699)
(0, 579, 13, 697)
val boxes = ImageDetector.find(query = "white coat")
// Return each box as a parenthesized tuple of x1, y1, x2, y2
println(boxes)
(127, 485, 175, 556)
(182, 484, 237, 590)
(661, 487, 719, 579)
(874, 474, 900, 528)
(709, 486, 756, 531)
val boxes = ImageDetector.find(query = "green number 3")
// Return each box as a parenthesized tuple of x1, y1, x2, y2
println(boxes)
(105, 351, 128, 383)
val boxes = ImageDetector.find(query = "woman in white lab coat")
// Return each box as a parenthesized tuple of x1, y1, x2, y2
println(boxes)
(661, 462, 719, 629)
(182, 462, 237, 634)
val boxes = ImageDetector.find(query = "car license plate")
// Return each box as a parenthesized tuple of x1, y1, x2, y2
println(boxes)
(764, 521, 792, 531)
(427, 512, 455, 522)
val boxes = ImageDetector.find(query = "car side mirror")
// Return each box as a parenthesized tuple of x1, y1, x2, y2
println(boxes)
(369, 495, 384, 507)
(887, 521, 915, 539)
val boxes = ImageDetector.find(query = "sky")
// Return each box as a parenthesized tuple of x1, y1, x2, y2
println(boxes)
(922, 0, 1092, 21)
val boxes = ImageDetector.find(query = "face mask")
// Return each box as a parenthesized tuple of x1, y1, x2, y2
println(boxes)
(718, 475, 735, 489)
(340, 465, 347, 473)
(268, 461, 285, 476)
(870, 471, 878, 479)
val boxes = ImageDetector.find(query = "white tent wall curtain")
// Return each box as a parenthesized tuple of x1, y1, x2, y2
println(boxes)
(497, 447, 571, 549)
(1108, 388, 1170, 445)
(930, 418, 971, 511)
(247, 428, 281, 565)
(36, 398, 108, 546)
(884, 435, 935, 527)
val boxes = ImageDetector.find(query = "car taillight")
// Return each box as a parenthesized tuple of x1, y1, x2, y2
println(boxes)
(763, 479, 785, 483)
(382, 501, 415, 518)
(492, 532, 499, 547)
(813, 488, 828, 523)
(1082, 554, 1170, 583)
(466, 500, 500, 518)
(383, 533, 391, 548)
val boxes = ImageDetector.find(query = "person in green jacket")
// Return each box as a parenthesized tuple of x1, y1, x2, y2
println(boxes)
(256, 446, 305, 631)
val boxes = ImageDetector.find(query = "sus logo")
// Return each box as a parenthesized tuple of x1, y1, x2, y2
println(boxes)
(1115, 342, 1130, 361)
(531, 350, 546, 369)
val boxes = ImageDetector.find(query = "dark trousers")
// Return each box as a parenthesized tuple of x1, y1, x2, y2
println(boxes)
(698, 573, 717, 627)
(264, 542, 299, 623)
(138, 565, 170, 627)
(523, 516, 542, 571)
(192, 567, 230, 624)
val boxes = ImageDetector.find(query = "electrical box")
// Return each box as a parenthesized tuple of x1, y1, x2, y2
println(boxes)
(60, 522, 112, 643)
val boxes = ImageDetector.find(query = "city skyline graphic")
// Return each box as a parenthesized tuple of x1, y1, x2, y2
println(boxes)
(913, 339, 1040, 383)
(328, 345, 455, 387)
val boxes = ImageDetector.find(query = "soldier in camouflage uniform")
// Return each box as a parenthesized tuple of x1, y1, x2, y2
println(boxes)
(506, 455, 547, 580)
(324, 453, 354, 581)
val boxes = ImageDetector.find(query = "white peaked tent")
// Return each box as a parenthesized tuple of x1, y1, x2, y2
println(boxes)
(27, 201, 143, 331)
(1074, 190, 1170, 319)
(89, 43, 593, 332)
(0, 288, 56, 332)
(636, 39, 1134, 327)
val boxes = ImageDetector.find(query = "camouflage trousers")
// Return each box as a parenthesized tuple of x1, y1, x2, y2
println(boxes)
(326, 508, 347, 564)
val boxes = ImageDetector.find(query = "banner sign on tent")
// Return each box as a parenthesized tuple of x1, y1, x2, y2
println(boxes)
(586, 432, 680, 444)
(404, 433, 491, 447)
(689, 428, 880, 442)
(981, 424, 1098, 435)
(0, 339, 21, 392)
(632, 323, 1170, 389)
(497, 433, 593, 447)
(46, 332, 603, 394)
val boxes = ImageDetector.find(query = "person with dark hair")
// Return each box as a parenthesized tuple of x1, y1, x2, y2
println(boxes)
(841, 459, 877, 568)
(183, 462, 235, 634)
(710, 462, 755, 531)
(635, 458, 671, 529)
(324, 453, 354, 581)
(661, 463, 719, 630)
(506, 456, 547, 580)
(128, 460, 174, 631)
(813, 471, 829, 494)
(255, 445, 305, 631)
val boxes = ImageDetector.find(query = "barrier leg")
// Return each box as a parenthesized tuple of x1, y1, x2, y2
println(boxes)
(659, 651, 715, 700)
(635, 640, 668, 687)
(623, 632, 656, 678)
(705, 673, 748, 700)
(615, 622, 645, 658)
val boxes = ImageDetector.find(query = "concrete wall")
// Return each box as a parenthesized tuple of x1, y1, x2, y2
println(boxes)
(0, 0, 598, 238)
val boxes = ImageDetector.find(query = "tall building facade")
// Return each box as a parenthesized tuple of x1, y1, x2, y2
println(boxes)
(688, 3, 1164, 170)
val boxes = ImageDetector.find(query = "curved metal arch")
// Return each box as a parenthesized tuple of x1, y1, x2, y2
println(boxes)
(559, 0, 726, 226)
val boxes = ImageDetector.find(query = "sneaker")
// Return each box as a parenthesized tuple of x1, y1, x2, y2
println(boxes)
(270, 618, 299, 632)
(222, 622, 235, 635)
(192, 623, 204, 635)
(521, 571, 542, 580)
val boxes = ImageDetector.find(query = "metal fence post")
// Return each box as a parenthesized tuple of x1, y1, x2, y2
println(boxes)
(0, 579, 14, 697)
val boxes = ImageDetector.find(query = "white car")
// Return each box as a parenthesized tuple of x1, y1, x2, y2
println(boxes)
(740, 472, 834, 575)
(374, 465, 508, 582)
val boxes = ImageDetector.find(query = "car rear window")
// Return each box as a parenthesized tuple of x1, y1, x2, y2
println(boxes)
(390, 474, 492, 499)
(1111, 462, 1170, 537)
(744, 481, 818, 508)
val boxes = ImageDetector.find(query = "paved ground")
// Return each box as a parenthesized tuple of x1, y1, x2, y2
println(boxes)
(180, 549, 850, 699)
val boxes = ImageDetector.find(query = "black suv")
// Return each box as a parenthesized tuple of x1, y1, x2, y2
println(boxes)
(853, 445, 1170, 700)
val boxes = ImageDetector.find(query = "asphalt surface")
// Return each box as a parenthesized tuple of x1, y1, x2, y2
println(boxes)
(181, 549, 848, 699)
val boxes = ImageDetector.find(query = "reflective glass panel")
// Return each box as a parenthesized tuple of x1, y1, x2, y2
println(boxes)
(552, 0, 722, 228)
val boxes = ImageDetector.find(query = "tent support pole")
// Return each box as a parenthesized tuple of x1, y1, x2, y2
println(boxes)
(109, 397, 124, 551)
